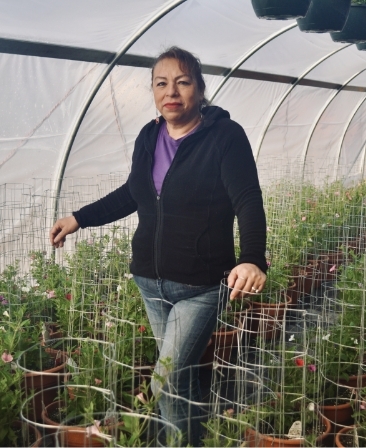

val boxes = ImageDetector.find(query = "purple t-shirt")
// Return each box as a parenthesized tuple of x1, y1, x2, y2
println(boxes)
(152, 121, 199, 194)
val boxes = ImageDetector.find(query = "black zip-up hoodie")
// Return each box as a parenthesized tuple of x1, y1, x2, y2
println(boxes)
(73, 106, 267, 285)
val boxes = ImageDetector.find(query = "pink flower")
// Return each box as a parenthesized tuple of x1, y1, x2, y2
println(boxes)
(1, 351, 13, 363)
(138, 325, 146, 333)
(86, 420, 101, 437)
(65, 293, 72, 301)
(136, 392, 148, 404)
(94, 378, 102, 386)
(360, 401, 366, 410)
(225, 408, 235, 417)
(47, 290, 56, 298)
(307, 364, 316, 372)
(295, 358, 304, 367)
(301, 216, 306, 221)
(334, 191, 340, 196)
(329, 265, 337, 272)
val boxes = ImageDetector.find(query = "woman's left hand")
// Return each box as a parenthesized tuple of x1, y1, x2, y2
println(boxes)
(227, 263, 266, 300)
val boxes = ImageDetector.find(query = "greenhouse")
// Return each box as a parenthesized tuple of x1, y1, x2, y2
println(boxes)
(2, 0, 366, 446)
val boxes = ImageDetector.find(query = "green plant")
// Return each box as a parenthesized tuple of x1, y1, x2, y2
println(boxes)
(202, 409, 256, 447)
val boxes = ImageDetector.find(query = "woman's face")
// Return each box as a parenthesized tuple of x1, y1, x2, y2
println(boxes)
(152, 58, 203, 126)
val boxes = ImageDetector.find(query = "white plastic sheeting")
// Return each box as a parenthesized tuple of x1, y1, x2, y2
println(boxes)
(0, 0, 365, 191)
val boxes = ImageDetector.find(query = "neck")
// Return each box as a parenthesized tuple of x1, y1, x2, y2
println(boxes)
(166, 114, 202, 140)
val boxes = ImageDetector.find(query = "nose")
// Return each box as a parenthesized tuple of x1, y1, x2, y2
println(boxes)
(166, 81, 178, 97)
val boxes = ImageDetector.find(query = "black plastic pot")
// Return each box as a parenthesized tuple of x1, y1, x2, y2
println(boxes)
(357, 42, 366, 51)
(251, 0, 311, 20)
(330, 5, 366, 43)
(297, 0, 351, 33)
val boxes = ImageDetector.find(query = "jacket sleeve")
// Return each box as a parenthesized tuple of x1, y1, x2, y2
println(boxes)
(72, 175, 137, 228)
(219, 121, 267, 274)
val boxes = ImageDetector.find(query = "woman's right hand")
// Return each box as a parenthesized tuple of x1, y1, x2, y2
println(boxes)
(50, 215, 80, 248)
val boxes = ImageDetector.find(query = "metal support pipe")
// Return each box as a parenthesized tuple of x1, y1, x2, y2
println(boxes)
(208, 23, 297, 104)
(301, 68, 366, 180)
(52, 0, 187, 222)
(255, 44, 351, 162)
(336, 95, 366, 180)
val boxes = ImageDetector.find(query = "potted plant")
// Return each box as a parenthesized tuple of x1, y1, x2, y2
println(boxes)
(17, 340, 68, 421)
(297, 0, 351, 33)
(330, 0, 366, 43)
(251, 0, 311, 20)
(200, 308, 242, 367)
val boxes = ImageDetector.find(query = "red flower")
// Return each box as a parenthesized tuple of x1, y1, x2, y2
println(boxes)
(65, 293, 72, 301)
(138, 326, 146, 333)
(295, 358, 304, 367)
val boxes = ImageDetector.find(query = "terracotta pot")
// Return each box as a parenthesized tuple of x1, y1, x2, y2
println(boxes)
(245, 412, 331, 447)
(200, 318, 242, 367)
(11, 420, 42, 448)
(21, 348, 68, 420)
(250, 292, 292, 320)
(42, 400, 121, 447)
(335, 425, 364, 448)
(242, 311, 280, 341)
(318, 398, 353, 426)
(289, 263, 320, 296)
(285, 281, 299, 306)
(338, 374, 366, 389)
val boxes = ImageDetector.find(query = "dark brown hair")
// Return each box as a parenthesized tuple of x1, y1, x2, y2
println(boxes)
(151, 46, 210, 108)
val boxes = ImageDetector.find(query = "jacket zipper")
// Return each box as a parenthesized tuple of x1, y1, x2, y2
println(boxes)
(148, 123, 205, 280)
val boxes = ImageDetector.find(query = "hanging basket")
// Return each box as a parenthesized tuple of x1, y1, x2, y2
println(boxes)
(251, 0, 311, 20)
(357, 42, 366, 50)
(330, 5, 366, 43)
(297, 0, 351, 33)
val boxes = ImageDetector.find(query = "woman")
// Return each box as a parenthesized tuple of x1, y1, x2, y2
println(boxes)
(50, 46, 267, 446)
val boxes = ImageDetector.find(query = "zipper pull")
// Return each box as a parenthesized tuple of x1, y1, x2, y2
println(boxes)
(157, 196, 160, 200)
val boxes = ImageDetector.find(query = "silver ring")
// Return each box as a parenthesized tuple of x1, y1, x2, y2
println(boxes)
(252, 287, 259, 293)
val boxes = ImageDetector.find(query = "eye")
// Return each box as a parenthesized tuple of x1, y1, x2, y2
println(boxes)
(156, 81, 166, 87)
(178, 80, 190, 86)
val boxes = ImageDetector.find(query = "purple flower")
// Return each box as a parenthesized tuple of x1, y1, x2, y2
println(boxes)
(307, 364, 316, 372)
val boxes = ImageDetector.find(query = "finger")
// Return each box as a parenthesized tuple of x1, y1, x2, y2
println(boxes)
(53, 228, 68, 245)
(227, 270, 237, 288)
(230, 279, 254, 300)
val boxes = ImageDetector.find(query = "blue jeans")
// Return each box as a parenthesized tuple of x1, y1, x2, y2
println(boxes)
(133, 275, 224, 446)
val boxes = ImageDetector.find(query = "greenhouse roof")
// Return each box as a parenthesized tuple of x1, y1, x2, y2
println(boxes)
(1, 0, 366, 192)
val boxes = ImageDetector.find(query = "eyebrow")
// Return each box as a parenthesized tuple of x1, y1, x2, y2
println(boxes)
(154, 74, 192, 81)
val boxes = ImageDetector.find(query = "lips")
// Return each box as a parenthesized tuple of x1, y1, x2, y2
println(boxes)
(164, 103, 181, 109)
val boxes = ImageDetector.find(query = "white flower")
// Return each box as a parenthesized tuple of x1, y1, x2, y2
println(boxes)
(67, 357, 79, 372)
(307, 402, 315, 412)
(354, 339, 358, 345)
(322, 333, 330, 341)
(289, 334, 295, 342)
(124, 273, 133, 280)
(0, 326, 5, 332)
(105, 321, 114, 329)
(21, 286, 30, 293)
(116, 285, 122, 292)
(3, 311, 9, 318)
